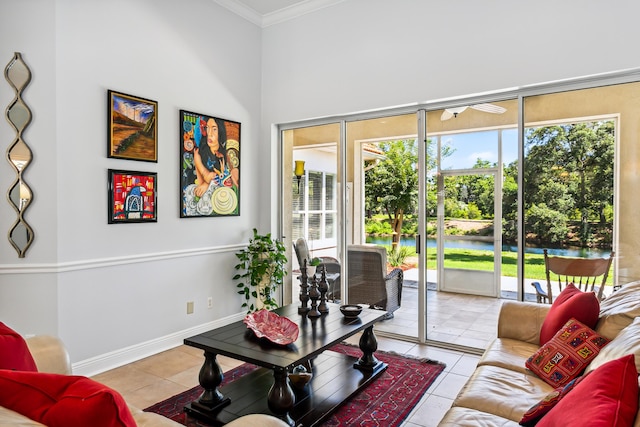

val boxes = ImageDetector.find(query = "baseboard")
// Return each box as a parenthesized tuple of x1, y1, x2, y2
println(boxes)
(72, 312, 246, 377)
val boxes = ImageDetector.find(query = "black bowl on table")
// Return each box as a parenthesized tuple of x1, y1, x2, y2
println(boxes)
(339, 304, 362, 318)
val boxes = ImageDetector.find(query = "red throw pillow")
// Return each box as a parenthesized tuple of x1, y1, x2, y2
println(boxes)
(526, 318, 609, 387)
(519, 374, 587, 426)
(0, 370, 136, 427)
(539, 283, 599, 345)
(0, 322, 37, 371)
(536, 354, 639, 427)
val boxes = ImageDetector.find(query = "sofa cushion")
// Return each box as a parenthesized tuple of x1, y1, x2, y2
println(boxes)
(0, 370, 136, 427)
(0, 322, 37, 372)
(596, 280, 640, 340)
(452, 365, 553, 422)
(539, 284, 599, 345)
(439, 406, 521, 426)
(536, 354, 639, 427)
(526, 318, 609, 387)
(519, 375, 586, 426)
(479, 337, 541, 374)
(586, 316, 640, 375)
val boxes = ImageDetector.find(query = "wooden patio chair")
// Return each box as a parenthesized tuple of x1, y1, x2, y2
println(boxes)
(344, 245, 403, 318)
(531, 249, 614, 304)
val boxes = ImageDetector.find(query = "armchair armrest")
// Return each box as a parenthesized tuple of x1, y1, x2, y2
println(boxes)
(26, 335, 72, 375)
(497, 300, 550, 345)
(319, 257, 341, 275)
(383, 268, 403, 314)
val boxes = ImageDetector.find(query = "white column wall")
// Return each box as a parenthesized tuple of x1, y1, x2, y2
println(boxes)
(0, 0, 263, 370)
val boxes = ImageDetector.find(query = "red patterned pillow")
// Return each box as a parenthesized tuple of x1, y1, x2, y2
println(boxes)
(519, 374, 587, 426)
(526, 318, 609, 387)
(537, 354, 639, 427)
(539, 283, 599, 345)
(0, 370, 136, 427)
(0, 322, 37, 371)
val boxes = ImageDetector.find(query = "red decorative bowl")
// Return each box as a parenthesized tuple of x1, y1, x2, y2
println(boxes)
(243, 309, 300, 345)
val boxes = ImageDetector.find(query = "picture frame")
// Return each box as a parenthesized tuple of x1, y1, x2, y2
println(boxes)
(107, 90, 158, 162)
(179, 110, 241, 217)
(108, 169, 157, 223)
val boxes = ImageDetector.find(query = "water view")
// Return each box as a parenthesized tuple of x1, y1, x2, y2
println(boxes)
(365, 236, 610, 259)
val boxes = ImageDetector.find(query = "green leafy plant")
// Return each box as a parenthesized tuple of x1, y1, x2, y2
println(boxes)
(309, 257, 322, 266)
(387, 245, 414, 267)
(233, 229, 287, 313)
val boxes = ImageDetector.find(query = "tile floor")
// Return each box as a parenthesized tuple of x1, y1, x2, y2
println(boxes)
(93, 331, 479, 427)
(376, 286, 504, 350)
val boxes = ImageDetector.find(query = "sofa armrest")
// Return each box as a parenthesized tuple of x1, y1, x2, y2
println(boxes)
(497, 300, 550, 345)
(25, 335, 72, 375)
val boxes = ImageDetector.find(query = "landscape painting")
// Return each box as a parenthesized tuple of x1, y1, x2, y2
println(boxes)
(108, 90, 158, 162)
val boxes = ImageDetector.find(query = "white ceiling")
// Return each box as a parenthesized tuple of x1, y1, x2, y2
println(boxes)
(214, 0, 346, 27)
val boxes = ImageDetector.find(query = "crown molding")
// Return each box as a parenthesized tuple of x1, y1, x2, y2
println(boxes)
(214, 0, 347, 28)
(213, 0, 263, 26)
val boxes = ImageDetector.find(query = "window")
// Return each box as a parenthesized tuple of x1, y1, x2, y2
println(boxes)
(292, 170, 337, 247)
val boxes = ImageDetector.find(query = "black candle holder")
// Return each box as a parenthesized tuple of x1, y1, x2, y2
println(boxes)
(298, 259, 310, 314)
(318, 265, 329, 313)
(307, 274, 321, 318)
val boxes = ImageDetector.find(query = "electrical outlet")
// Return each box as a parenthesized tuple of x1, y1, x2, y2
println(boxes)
(187, 301, 194, 314)
(207, 297, 213, 309)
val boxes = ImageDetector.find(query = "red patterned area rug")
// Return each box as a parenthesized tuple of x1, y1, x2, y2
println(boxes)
(144, 343, 445, 427)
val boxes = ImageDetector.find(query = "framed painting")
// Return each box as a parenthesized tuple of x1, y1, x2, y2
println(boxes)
(108, 169, 157, 223)
(107, 90, 158, 162)
(179, 110, 241, 217)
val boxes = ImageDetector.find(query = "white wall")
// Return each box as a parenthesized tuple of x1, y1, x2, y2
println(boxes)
(262, 0, 640, 124)
(0, 0, 264, 370)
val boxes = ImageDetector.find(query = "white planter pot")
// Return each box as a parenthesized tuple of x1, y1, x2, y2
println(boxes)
(306, 265, 317, 277)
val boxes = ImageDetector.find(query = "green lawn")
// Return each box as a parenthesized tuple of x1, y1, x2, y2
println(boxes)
(420, 248, 613, 285)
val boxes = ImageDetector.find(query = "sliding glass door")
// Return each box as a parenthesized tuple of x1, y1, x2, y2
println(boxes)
(281, 123, 341, 305)
(278, 74, 640, 352)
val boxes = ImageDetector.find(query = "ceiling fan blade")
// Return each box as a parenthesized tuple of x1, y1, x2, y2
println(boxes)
(441, 106, 468, 121)
(469, 103, 507, 114)
(441, 110, 454, 121)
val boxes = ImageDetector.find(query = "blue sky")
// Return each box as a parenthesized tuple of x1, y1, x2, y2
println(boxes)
(439, 128, 518, 170)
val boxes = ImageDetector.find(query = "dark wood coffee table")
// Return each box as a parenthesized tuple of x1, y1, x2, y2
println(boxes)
(183, 303, 388, 426)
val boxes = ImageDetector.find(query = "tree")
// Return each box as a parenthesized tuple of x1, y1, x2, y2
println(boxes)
(524, 121, 614, 246)
(365, 139, 418, 252)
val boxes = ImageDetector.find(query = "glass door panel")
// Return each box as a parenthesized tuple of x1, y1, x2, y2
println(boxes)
(522, 84, 624, 300)
(282, 123, 341, 306)
(425, 99, 517, 350)
(346, 113, 419, 339)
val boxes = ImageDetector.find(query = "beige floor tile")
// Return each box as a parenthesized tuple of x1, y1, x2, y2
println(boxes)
(429, 372, 469, 399)
(449, 354, 480, 377)
(123, 378, 191, 409)
(92, 364, 163, 394)
(132, 347, 204, 378)
(405, 394, 456, 427)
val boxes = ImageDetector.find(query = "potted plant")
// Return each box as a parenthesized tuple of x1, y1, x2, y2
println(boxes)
(307, 257, 322, 277)
(233, 228, 287, 313)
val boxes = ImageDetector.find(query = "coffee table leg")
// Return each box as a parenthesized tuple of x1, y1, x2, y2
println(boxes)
(190, 351, 230, 412)
(354, 325, 383, 371)
(267, 367, 295, 426)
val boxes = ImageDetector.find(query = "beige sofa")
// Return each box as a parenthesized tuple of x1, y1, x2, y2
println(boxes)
(0, 335, 288, 427)
(439, 281, 640, 426)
